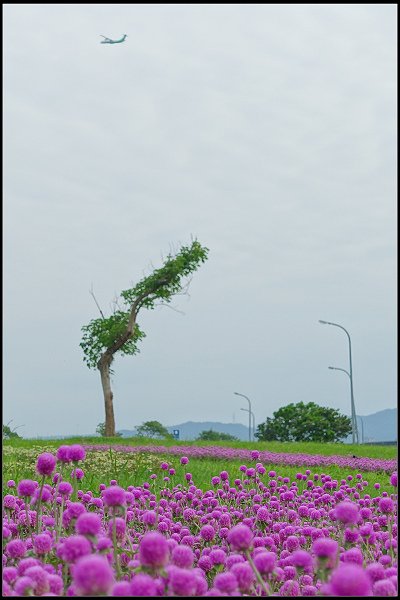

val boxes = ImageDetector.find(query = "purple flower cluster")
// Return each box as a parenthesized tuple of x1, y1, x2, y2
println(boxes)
(83, 443, 397, 473)
(2, 445, 398, 597)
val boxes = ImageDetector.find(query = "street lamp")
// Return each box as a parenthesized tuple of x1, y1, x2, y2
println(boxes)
(234, 392, 252, 442)
(328, 366, 354, 442)
(359, 416, 364, 444)
(319, 320, 359, 444)
(240, 407, 256, 439)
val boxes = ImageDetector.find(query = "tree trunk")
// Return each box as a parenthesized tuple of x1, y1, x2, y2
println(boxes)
(98, 357, 116, 437)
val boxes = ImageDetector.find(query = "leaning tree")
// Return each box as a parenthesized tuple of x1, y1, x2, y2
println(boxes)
(80, 240, 209, 436)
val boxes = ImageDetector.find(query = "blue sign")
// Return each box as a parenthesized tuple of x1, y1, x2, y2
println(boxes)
(172, 429, 180, 439)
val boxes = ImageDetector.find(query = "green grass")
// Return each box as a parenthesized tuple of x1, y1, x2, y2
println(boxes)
(3, 437, 396, 497)
(4, 436, 397, 459)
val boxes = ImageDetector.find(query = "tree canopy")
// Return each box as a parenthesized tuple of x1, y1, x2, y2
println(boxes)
(196, 430, 239, 441)
(255, 402, 352, 443)
(136, 421, 172, 440)
(80, 240, 208, 370)
(3, 424, 21, 440)
(96, 422, 122, 437)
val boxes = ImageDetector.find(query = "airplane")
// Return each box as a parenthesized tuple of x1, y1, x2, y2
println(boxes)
(100, 34, 127, 45)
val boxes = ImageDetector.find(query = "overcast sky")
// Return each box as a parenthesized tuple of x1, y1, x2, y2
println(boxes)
(4, 4, 397, 438)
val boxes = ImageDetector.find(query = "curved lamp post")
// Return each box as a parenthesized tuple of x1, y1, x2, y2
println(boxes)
(234, 392, 252, 441)
(240, 407, 256, 439)
(328, 366, 363, 443)
(319, 320, 359, 444)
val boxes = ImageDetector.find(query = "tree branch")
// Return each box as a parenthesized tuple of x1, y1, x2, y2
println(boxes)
(89, 285, 105, 319)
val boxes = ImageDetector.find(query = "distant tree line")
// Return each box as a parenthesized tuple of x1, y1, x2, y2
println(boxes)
(96, 402, 352, 444)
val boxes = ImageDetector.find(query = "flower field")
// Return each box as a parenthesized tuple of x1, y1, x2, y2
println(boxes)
(2, 441, 397, 596)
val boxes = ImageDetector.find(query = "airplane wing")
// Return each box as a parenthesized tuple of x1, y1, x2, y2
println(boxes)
(100, 35, 112, 41)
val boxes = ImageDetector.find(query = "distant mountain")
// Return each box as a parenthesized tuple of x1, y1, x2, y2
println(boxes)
(118, 422, 250, 441)
(118, 409, 397, 443)
(350, 408, 397, 443)
(167, 421, 250, 441)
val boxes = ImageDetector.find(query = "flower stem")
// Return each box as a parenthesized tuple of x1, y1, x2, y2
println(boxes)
(112, 509, 121, 579)
(36, 475, 46, 534)
(56, 498, 65, 543)
(245, 549, 270, 596)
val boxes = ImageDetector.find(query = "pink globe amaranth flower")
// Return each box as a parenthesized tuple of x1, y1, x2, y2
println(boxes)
(68, 445, 86, 462)
(71, 467, 84, 480)
(344, 527, 360, 544)
(48, 574, 64, 595)
(214, 572, 238, 594)
(3, 494, 17, 510)
(180, 456, 189, 465)
(3, 525, 11, 539)
(312, 537, 338, 560)
(142, 510, 157, 525)
(36, 452, 57, 477)
(97, 536, 113, 552)
(24, 566, 50, 596)
(334, 501, 359, 525)
(17, 557, 40, 575)
(90, 497, 103, 509)
(329, 564, 372, 596)
(257, 507, 269, 522)
(303, 584, 318, 596)
(17, 479, 37, 498)
(230, 562, 255, 592)
(253, 551, 276, 574)
(108, 517, 126, 540)
(73, 555, 114, 596)
(168, 565, 197, 596)
(284, 566, 297, 580)
(390, 472, 397, 487)
(250, 450, 260, 460)
(198, 555, 213, 572)
(200, 524, 215, 542)
(14, 576, 35, 596)
(183, 508, 196, 521)
(279, 579, 300, 596)
(66, 501, 86, 519)
(3, 566, 18, 585)
(6, 539, 27, 559)
(286, 535, 300, 552)
(291, 550, 313, 569)
(343, 547, 363, 566)
(102, 485, 126, 507)
(172, 545, 195, 568)
(111, 581, 132, 596)
(365, 562, 385, 582)
(379, 497, 395, 513)
(372, 579, 397, 596)
(60, 535, 92, 563)
(56, 445, 71, 463)
(228, 524, 253, 551)
(58, 481, 73, 497)
(139, 531, 169, 568)
(75, 512, 102, 537)
(209, 548, 226, 566)
(130, 573, 157, 596)
(33, 533, 53, 555)
(33, 486, 52, 504)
